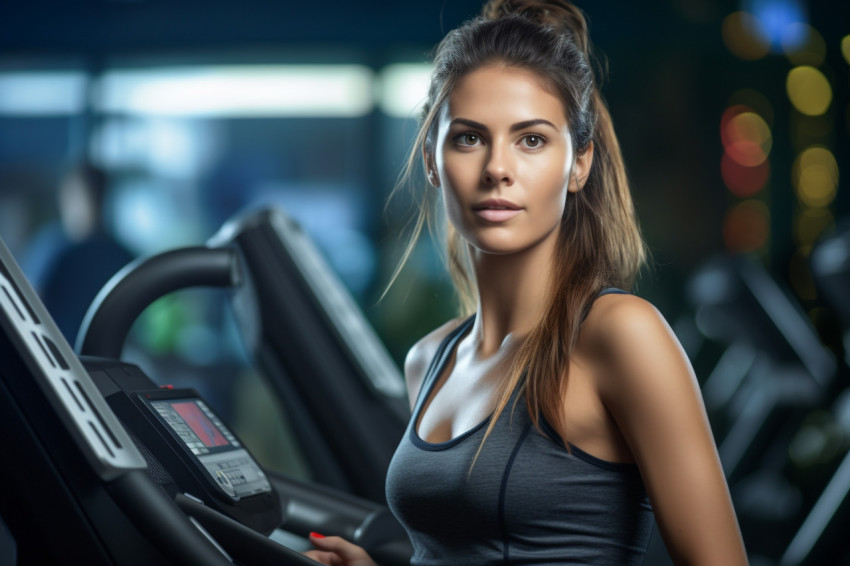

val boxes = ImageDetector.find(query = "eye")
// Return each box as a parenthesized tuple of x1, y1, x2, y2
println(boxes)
(521, 134, 545, 149)
(455, 133, 481, 147)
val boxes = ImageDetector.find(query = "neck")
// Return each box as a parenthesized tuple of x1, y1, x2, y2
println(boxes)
(468, 240, 555, 357)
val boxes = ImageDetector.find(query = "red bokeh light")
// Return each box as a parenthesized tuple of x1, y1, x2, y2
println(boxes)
(721, 152, 770, 197)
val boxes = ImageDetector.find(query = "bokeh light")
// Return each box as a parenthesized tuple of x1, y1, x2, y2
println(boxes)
(792, 146, 838, 207)
(720, 104, 772, 197)
(721, 152, 770, 197)
(744, 0, 807, 51)
(723, 199, 770, 252)
(722, 109, 772, 166)
(722, 12, 771, 60)
(782, 23, 826, 66)
(729, 89, 774, 128)
(842, 35, 850, 65)
(786, 66, 832, 116)
(794, 207, 834, 246)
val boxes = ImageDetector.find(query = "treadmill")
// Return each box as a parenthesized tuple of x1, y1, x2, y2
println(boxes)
(0, 206, 413, 565)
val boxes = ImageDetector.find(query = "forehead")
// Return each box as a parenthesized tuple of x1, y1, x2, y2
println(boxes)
(443, 65, 567, 125)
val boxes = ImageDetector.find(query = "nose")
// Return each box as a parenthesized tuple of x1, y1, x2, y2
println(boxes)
(481, 143, 514, 186)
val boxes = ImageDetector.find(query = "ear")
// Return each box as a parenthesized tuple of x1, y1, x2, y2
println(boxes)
(422, 146, 440, 188)
(568, 141, 594, 193)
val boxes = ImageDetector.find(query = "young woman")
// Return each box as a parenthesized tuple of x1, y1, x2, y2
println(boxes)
(307, 0, 748, 564)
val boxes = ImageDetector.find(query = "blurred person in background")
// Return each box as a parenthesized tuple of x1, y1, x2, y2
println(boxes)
(25, 162, 133, 345)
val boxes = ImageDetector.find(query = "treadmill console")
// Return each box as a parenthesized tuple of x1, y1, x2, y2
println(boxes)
(144, 392, 271, 500)
(86, 357, 282, 535)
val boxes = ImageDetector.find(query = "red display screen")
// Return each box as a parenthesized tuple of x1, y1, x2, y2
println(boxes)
(171, 401, 230, 448)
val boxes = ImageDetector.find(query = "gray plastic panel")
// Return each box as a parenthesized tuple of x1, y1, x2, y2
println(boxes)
(0, 237, 146, 480)
(210, 208, 406, 399)
(267, 212, 405, 398)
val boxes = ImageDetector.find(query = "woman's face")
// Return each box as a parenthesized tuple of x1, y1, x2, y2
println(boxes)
(431, 64, 591, 257)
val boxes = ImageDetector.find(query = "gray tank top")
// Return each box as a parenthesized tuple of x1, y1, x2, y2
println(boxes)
(386, 313, 654, 565)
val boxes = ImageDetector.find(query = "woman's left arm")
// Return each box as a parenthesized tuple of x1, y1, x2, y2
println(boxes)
(590, 295, 748, 566)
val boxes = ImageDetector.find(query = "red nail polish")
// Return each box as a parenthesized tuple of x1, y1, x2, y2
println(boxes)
(310, 531, 325, 539)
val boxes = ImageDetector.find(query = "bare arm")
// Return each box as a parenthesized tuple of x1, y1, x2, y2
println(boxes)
(589, 295, 748, 565)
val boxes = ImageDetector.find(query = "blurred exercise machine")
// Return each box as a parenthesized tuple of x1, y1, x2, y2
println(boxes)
(0, 206, 413, 565)
(686, 243, 850, 565)
(78, 207, 409, 502)
(779, 222, 850, 566)
(688, 253, 835, 483)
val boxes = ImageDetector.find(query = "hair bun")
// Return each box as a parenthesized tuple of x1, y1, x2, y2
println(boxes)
(481, 0, 590, 57)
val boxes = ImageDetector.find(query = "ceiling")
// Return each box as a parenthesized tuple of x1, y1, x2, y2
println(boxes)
(0, 0, 732, 60)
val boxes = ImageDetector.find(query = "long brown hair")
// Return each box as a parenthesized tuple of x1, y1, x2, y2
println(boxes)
(389, 0, 646, 447)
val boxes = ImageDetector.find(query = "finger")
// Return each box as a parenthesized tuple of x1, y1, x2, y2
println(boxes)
(308, 533, 369, 561)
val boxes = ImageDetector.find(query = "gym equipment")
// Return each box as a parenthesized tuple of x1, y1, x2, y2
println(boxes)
(0, 231, 305, 564)
(78, 207, 409, 502)
(0, 206, 415, 564)
(778, 221, 850, 566)
(85, 355, 282, 535)
(687, 253, 835, 482)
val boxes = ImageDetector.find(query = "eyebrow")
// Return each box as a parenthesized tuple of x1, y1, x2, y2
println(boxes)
(449, 118, 559, 132)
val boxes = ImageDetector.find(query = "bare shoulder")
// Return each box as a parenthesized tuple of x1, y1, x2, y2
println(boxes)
(581, 294, 748, 564)
(584, 288, 659, 324)
(403, 317, 468, 408)
(581, 292, 676, 354)
(579, 292, 691, 396)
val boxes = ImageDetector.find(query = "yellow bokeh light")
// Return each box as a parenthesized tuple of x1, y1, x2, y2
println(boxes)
(842, 35, 850, 65)
(797, 168, 835, 205)
(786, 66, 832, 116)
(794, 207, 834, 246)
(783, 23, 826, 67)
(793, 146, 839, 207)
(722, 12, 770, 61)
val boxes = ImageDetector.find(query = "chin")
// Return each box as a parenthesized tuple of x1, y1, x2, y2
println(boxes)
(465, 225, 560, 258)
(468, 238, 536, 257)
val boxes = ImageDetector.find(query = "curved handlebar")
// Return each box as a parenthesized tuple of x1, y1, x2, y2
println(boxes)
(76, 246, 241, 358)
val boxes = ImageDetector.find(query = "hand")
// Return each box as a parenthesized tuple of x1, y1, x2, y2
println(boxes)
(303, 532, 378, 566)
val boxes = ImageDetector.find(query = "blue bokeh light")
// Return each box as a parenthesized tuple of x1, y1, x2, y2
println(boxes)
(744, 0, 808, 51)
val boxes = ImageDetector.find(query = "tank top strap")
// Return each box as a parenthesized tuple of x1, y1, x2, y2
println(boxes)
(411, 315, 476, 412)
(579, 287, 631, 323)
(598, 287, 629, 296)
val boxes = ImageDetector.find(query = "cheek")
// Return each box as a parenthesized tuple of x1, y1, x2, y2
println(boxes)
(440, 150, 479, 187)
(524, 161, 570, 214)
(439, 155, 479, 215)
(550, 187, 569, 223)
(441, 185, 466, 230)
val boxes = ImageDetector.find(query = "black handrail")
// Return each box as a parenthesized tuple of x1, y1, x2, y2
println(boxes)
(76, 247, 241, 358)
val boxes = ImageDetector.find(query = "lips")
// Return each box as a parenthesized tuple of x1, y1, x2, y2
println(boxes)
(472, 199, 523, 222)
